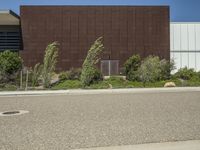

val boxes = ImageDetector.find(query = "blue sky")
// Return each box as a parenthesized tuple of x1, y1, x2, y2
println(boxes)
(0, 0, 200, 21)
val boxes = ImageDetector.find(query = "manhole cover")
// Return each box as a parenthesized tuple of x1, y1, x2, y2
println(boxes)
(0, 110, 29, 116)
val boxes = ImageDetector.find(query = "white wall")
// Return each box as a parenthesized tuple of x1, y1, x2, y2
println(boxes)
(170, 22, 200, 72)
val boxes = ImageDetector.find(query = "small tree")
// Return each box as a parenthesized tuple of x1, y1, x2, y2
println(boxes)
(81, 37, 104, 86)
(41, 42, 59, 88)
(124, 54, 141, 81)
(0, 50, 22, 83)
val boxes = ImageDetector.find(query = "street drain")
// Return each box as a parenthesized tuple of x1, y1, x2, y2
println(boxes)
(0, 110, 29, 116)
(3, 111, 20, 115)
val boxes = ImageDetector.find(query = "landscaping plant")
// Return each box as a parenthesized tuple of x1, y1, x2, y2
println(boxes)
(41, 42, 59, 88)
(30, 63, 43, 87)
(59, 68, 82, 81)
(159, 59, 176, 80)
(124, 54, 141, 81)
(67, 68, 82, 80)
(174, 67, 197, 80)
(81, 37, 104, 86)
(52, 80, 82, 90)
(137, 55, 162, 86)
(59, 71, 69, 81)
(0, 50, 22, 83)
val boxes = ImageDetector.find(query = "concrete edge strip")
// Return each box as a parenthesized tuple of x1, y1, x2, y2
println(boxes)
(0, 87, 200, 96)
(0, 87, 200, 97)
(74, 140, 200, 150)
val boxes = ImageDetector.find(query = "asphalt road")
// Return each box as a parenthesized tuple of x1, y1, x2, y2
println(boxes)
(0, 91, 200, 150)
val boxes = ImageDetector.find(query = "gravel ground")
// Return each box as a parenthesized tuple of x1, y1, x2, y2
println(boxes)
(0, 91, 200, 149)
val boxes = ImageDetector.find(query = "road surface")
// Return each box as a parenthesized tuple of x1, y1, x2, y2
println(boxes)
(0, 91, 200, 149)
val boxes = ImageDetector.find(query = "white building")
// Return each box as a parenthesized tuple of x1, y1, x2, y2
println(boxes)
(170, 22, 200, 72)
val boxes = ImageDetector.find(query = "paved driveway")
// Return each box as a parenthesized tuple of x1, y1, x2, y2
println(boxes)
(0, 91, 200, 149)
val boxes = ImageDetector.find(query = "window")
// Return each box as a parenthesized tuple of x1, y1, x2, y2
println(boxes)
(0, 31, 21, 51)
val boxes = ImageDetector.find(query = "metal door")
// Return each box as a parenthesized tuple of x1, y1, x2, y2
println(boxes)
(101, 60, 119, 76)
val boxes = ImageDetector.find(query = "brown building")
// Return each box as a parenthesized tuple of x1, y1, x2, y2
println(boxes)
(20, 6, 170, 75)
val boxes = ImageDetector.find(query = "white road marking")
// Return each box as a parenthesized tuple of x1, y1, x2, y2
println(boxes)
(74, 140, 200, 150)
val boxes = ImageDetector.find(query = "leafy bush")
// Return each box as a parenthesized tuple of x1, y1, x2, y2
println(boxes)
(174, 67, 197, 80)
(124, 55, 174, 82)
(105, 76, 127, 88)
(126, 71, 139, 81)
(81, 67, 103, 86)
(86, 76, 127, 89)
(124, 54, 141, 81)
(0, 50, 22, 83)
(52, 80, 82, 90)
(0, 84, 17, 91)
(59, 68, 82, 81)
(59, 71, 69, 81)
(159, 59, 176, 80)
(86, 77, 168, 89)
(41, 42, 59, 88)
(185, 80, 200, 87)
(137, 56, 162, 86)
(81, 37, 104, 86)
(191, 71, 200, 82)
(67, 68, 82, 80)
(85, 80, 109, 89)
(91, 68, 103, 81)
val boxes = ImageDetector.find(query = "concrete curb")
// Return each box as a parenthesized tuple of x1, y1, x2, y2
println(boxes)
(74, 140, 200, 150)
(0, 87, 200, 97)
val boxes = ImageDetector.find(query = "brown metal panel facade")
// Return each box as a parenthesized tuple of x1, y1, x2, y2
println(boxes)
(20, 6, 170, 72)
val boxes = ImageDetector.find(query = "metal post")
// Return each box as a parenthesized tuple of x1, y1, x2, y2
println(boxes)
(25, 70, 29, 91)
(109, 60, 111, 76)
(108, 55, 111, 76)
(20, 70, 23, 89)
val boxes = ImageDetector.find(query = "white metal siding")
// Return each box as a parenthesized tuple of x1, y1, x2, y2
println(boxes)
(170, 23, 200, 72)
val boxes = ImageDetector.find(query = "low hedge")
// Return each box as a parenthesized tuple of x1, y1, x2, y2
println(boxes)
(51, 76, 194, 90)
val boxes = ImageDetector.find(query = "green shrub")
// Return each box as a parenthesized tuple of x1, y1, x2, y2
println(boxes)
(174, 67, 197, 80)
(85, 81, 109, 89)
(86, 76, 126, 89)
(190, 73, 200, 82)
(81, 37, 104, 86)
(106, 76, 127, 88)
(125, 81, 143, 88)
(137, 56, 161, 86)
(0, 83, 17, 91)
(124, 55, 174, 82)
(133, 55, 175, 86)
(81, 67, 103, 86)
(186, 80, 200, 87)
(124, 54, 141, 81)
(159, 59, 176, 80)
(59, 68, 82, 81)
(126, 71, 139, 81)
(52, 80, 81, 90)
(67, 68, 82, 80)
(92, 68, 103, 81)
(59, 71, 69, 81)
(0, 50, 22, 83)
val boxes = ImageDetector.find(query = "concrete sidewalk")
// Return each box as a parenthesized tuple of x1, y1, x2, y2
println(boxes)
(75, 140, 200, 150)
(0, 87, 200, 97)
